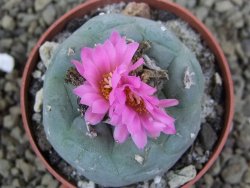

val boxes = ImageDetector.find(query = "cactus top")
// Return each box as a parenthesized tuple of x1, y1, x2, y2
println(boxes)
(43, 14, 204, 186)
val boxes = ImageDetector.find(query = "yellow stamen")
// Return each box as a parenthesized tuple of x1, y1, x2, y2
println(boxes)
(100, 72, 113, 100)
(125, 87, 147, 114)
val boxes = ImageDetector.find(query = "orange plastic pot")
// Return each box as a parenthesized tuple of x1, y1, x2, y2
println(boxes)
(21, 0, 234, 187)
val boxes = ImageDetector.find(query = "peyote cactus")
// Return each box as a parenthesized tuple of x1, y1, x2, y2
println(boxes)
(43, 14, 204, 187)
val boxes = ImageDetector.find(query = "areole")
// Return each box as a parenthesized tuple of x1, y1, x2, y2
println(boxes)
(21, 0, 234, 187)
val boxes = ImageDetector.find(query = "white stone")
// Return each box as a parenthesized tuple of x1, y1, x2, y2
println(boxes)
(190, 133, 196, 139)
(39, 42, 58, 68)
(46, 105, 52, 111)
(77, 181, 95, 188)
(183, 67, 195, 89)
(1, 15, 15, 30)
(202, 0, 215, 7)
(215, 72, 222, 85)
(154, 175, 162, 184)
(35, 0, 52, 11)
(161, 25, 167, 31)
(67, 48, 75, 56)
(0, 53, 15, 73)
(32, 70, 42, 78)
(135, 154, 144, 165)
(167, 165, 197, 188)
(16, 159, 35, 181)
(215, 1, 234, 12)
(34, 88, 43, 113)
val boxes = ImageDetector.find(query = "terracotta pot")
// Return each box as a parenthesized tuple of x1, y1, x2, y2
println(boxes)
(21, 0, 234, 187)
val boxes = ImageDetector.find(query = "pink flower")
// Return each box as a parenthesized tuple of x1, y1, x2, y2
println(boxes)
(73, 32, 143, 124)
(72, 31, 179, 149)
(109, 75, 179, 149)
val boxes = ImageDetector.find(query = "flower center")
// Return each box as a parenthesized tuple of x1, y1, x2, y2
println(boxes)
(100, 72, 113, 100)
(125, 87, 147, 114)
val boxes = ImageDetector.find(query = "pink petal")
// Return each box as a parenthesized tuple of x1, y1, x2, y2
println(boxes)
(121, 42, 139, 65)
(129, 58, 144, 72)
(163, 122, 176, 134)
(93, 45, 110, 73)
(109, 104, 123, 126)
(79, 93, 103, 106)
(126, 114, 142, 134)
(159, 99, 179, 108)
(131, 129, 147, 149)
(109, 31, 120, 46)
(83, 70, 101, 89)
(85, 107, 105, 125)
(73, 82, 98, 96)
(144, 101, 154, 111)
(115, 36, 127, 64)
(72, 60, 84, 77)
(125, 76, 141, 89)
(116, 64, 129, 75)
(151, 108, 175, 125)
(103, 40, 116, 70)
(80, 48, 102, 86)
(109, 88, 126, 105)
(111, 69, 122, 89)
(81, 47, 93, 65)
(122, 107, 135, 125)
(91, 99, 109, 114)
(109, 113, 121, 125)
(140, 82, 157, 95)
(114, 125, 129, 143)
(141, 116, 162, 138)
(153, 122, 166, 130)
(81, 48, 95, 72)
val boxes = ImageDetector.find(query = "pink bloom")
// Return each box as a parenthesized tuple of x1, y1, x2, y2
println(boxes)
(109, 75, 179, 149)
(73, 32, 143, 124)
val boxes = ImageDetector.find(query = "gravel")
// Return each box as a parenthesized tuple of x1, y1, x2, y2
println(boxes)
(0, 0, 249, 188)
(167, 165, 197, 188)
(42, 5, 57, 25)
(215, 1, 234, 12)
(0, 159, 11, 178)
(1, 15, 16, 30)
(221, 156, 248, 184)
(199, 123, 218, 150)
(34, 0, 52, 11)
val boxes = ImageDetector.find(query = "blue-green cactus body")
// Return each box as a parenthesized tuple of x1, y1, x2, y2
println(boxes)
(43, 14, 204, 187)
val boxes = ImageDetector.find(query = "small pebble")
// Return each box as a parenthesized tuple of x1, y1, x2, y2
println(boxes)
(77, 181, 95, 188)
(32, 70, 42, 79)
(42, 5, 56, 25)
(3, 114, 18, 129)
(215, 1, 234, 12)
(135, 154, 144, 165)
(123, 2, 151, 18)
(221, 155, 248, 184)
(16, 159, 35, 181)
(0, 53, 15, 73)
(0, 159, 11, 178)
(35, 0, 52, 11)
(34, 88, 43, 113)
(1, 15, 16, 30)
(39, 42, 59, 68)
(167, 165, 197, 188)
(10, 127, 23, 141)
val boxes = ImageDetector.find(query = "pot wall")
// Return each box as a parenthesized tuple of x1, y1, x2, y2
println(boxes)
(21, 0, 234, 187)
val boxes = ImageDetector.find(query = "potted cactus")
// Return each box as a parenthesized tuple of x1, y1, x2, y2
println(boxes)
(21, 0, 234, 187)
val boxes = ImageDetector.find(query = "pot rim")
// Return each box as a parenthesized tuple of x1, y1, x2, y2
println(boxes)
(21, 0, 234, 187)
